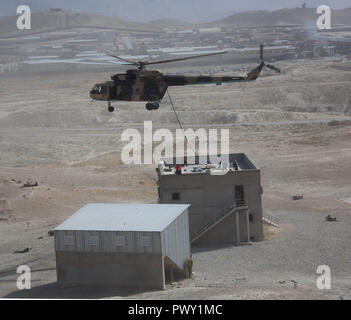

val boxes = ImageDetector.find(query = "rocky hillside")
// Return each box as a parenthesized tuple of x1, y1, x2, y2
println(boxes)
(213, 7, 351, 26)
(0, 10, 160, 36)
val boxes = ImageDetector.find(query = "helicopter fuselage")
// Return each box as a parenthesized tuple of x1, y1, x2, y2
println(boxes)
(90, 69, 168, 103)
(90, 45, 280, 112)
(89, 66, 262, 104)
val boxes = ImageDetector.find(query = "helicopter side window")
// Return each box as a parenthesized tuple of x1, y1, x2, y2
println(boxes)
(97, 86, 107, 94)
(126, 73, 137, 81)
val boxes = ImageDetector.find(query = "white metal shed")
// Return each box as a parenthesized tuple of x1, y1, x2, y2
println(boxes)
(54, 203, 191, 289)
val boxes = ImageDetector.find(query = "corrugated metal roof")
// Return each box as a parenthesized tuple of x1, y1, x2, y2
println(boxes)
(55, 203, 190, 232)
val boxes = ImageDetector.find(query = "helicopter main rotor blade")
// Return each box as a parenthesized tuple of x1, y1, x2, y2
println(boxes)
(143, 51, 228, 66)
(265, 63, 281, 73)
(260, 44, 264, 61)
(107, 53, 139, 65)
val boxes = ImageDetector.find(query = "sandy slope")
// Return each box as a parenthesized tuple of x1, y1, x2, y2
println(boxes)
(0, 59, 351, 299)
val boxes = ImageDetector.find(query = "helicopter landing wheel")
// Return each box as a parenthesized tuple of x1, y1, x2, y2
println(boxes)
(107, 102, 115, 113)
(145, 102, 159, 111)
(146, 102, 154, 111)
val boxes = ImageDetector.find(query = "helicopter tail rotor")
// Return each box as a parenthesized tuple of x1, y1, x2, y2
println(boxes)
(260, 44, 281, 73)
(260, 44, 264, 62)
(265, 63, 281, 73)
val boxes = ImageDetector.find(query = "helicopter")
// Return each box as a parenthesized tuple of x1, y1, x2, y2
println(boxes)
(90, 45, 280, 112)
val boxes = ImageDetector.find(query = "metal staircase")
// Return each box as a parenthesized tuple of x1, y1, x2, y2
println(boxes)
(191, 200, 248, 244)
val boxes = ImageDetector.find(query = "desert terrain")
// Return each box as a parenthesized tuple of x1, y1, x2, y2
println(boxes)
(0, 58, 351, 299)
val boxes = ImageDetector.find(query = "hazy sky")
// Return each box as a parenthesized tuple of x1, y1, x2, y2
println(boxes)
(2, 0, 350, 22)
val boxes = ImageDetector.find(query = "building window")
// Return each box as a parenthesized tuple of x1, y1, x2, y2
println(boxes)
(115, 235, 126, 247)
(140, 236, 151, 247)
(235, 185, 245, 207)
(88, 235, 99, 246)
(249, 214, 253, 222)
(63, 235, 75, 246)
(172, 192, 180, 200)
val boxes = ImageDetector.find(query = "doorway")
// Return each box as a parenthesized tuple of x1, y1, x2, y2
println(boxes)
(235, 185, 245, 206)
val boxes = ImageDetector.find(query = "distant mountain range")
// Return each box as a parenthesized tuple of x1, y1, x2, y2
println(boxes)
(1, 0, 351, 22)
(214, 7, 351, 26)
(0, 11, 163, 36)
(1, 7, 350, 36)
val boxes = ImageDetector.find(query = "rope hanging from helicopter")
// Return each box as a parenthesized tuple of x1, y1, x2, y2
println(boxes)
(166, 89, 210, 166)
(166, 89, 183, 131)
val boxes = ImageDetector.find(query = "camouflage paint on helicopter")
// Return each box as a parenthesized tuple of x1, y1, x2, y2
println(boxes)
(90, 45, 280, 112)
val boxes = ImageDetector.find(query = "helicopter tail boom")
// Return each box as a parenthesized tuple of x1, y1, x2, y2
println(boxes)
(162, 63, 265, 86)
(163, 75, 246, 86)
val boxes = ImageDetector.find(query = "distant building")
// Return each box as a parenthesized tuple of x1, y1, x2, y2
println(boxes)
(176, 30, 194, 34)
(54, 203, 191, 289)
(198, 28, 222, 34)
(157, 154, 264, 247)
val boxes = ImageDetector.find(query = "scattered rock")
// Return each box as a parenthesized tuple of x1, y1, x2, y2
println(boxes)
(292, 194, 303, 200)
(235, 277, 247, 281)
(14, 248, 31, 254)
(325, 215, 337, 222)
(20, 180, 39, 188)
(37, 236, 43, 240)
(328, 120, 340, 126)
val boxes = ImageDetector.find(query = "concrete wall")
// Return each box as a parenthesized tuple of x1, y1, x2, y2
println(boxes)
(192, 208, 250, 247)
(158, 170, 263, 242)
(56, 252, 165, 289)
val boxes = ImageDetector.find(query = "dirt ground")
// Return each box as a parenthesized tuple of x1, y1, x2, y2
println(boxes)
(0, 59, 351, 299)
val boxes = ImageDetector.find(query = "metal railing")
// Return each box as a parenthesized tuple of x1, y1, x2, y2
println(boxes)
(262, 210, 280, 227)
(191, 200, 248, 242)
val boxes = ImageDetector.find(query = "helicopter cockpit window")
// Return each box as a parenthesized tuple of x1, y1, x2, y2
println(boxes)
(90, 85, 99, 94)
(91, 85, 106, 94)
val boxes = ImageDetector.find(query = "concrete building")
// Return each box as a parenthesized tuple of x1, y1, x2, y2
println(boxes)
(54, 203, 191, 289)
(157, 154, 264, 246)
